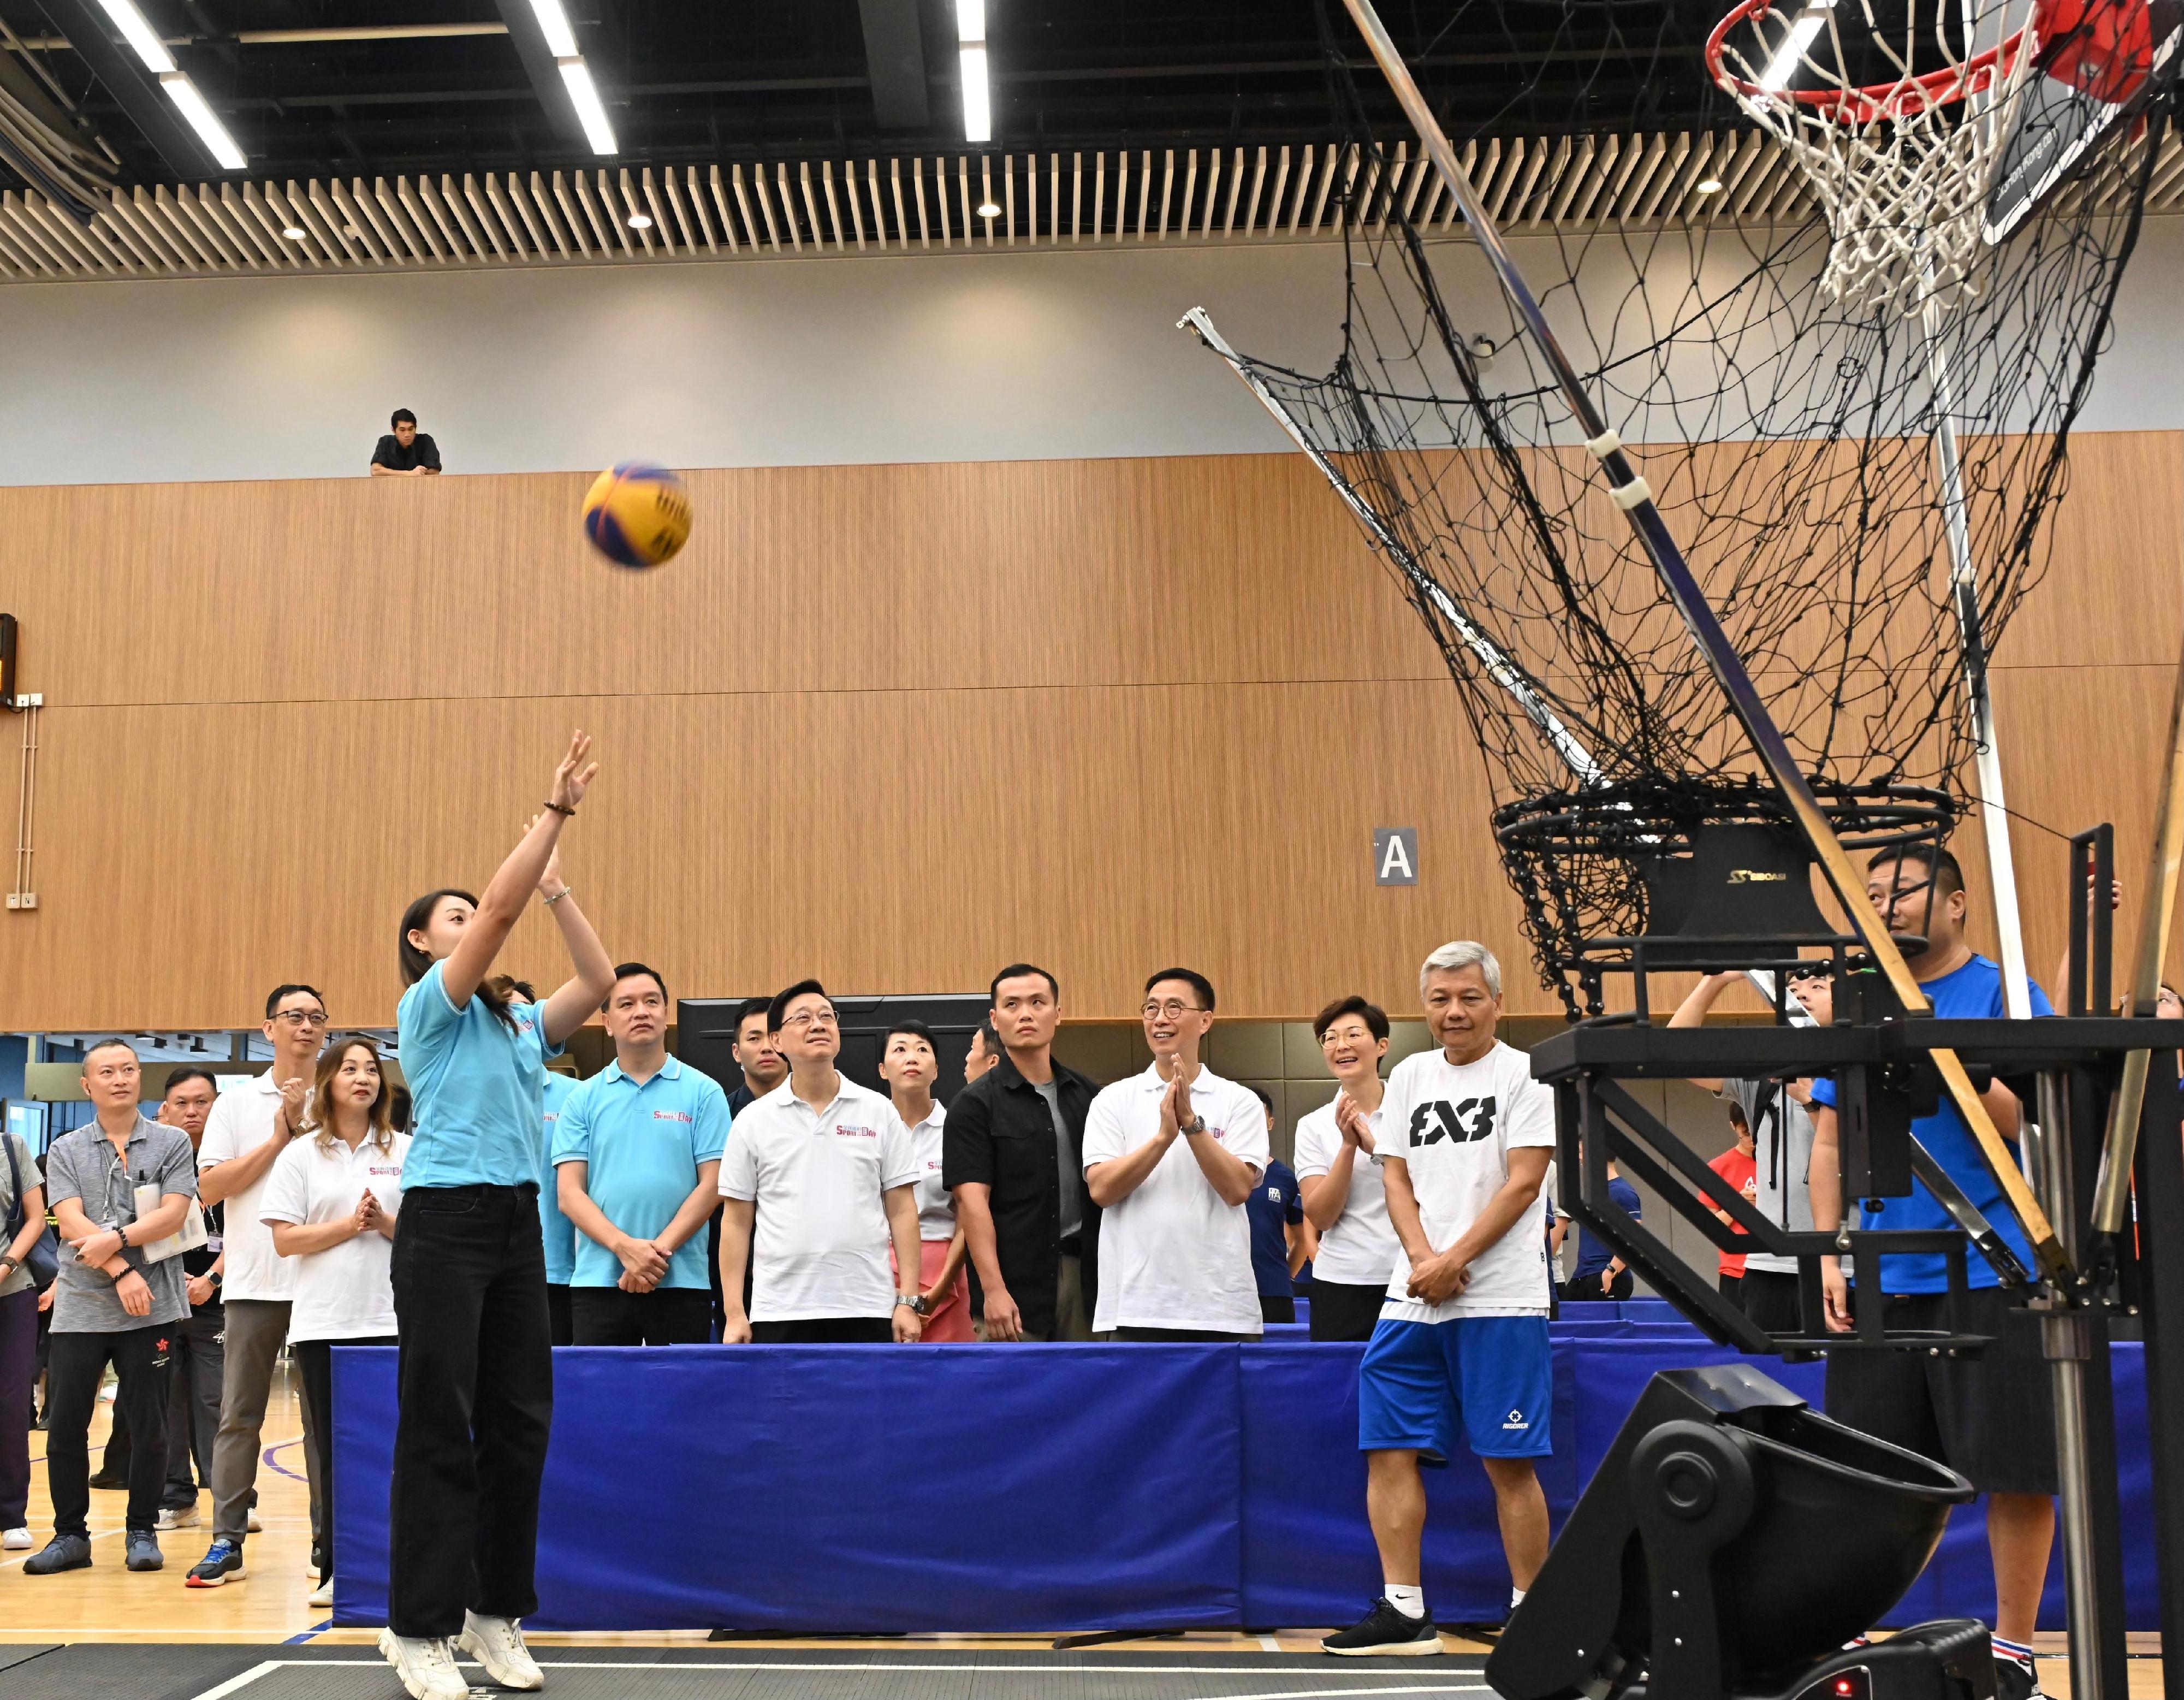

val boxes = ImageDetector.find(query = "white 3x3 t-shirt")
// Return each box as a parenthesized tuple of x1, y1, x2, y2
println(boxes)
(1379, 1040, 1555, 1324)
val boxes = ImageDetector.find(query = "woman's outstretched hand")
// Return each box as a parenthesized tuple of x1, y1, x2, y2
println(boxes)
(550, 731, 598, 813)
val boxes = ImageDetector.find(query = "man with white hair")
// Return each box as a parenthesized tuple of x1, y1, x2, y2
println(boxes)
(1322, 941, 1555, 1657)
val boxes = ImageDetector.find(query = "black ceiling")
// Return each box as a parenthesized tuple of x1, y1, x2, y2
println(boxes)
(0, 1, 1717, 193)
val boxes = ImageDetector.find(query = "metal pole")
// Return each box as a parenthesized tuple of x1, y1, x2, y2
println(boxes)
(1923, 292, 2032, 1021)
(2037, 1072, 2108, 1700)
(1337, 0, 2070, 1282)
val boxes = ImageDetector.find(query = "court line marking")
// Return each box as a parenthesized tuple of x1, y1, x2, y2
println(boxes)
(189, 1663, 1489, 1698)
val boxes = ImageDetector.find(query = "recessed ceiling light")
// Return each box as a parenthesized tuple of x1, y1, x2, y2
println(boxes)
(281, 226, 306, 240)
(1695, 178, 1724, 194)
(976, 200, 1000, 218)
(342, 224, 361, 237)
(627, 212, 654, 229)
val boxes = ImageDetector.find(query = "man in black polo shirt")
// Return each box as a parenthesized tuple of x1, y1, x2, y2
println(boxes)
(369, 408, 442, 477)
(945, 963, 1100, 1341)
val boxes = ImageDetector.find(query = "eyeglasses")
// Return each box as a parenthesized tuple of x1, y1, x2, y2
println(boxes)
(272, 1010, 329, 1028)
(1319, 1027, 1373, 1049)
(1141, 1000, 1204, 1020)
(780, 1009, 837, 1030)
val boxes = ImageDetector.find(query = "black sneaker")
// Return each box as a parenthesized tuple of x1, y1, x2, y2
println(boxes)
(124, 1529, 163, 1571)
(185, 1537, 247, 1588)
(22, 1534, 92, 1575)
(85, 1471, 127, 1490)
(1996, 1654, 2044, 1700)
(1322, 1598, 1442, 1656)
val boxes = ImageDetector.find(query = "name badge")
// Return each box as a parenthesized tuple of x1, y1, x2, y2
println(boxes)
(205, 1236, 224, 1254)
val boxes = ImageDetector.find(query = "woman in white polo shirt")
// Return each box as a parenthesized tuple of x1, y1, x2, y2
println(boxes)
(262, 1038, 410, 1610)
(877, 1020, 972, 1342)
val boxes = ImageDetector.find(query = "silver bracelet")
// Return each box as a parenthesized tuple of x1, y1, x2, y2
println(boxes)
(543, 886, 572, 906)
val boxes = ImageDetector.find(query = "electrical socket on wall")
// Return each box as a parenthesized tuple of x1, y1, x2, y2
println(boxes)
(5, 894, 34, 910)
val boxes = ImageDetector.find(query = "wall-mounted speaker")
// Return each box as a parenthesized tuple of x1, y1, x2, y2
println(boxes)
(0, 614, 16, 712)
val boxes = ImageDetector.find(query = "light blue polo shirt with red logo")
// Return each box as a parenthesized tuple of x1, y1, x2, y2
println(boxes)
(551, 1055, 731, 1290)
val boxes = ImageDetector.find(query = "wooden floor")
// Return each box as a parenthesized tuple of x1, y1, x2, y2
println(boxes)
(0, 1363, 2159, 1691)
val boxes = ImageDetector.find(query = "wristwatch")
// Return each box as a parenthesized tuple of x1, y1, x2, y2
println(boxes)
(1178, 1115, 1206, 1136)
(895, 1292, 930, 1316)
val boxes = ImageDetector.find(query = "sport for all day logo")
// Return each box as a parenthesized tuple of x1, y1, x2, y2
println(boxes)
(1408, 1097, 1499, 1147)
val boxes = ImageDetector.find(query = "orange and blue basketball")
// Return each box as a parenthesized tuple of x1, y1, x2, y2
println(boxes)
(581, 462, 691, 568)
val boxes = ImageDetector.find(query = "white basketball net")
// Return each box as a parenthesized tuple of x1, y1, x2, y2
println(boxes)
(1710, 0, 2037, 317)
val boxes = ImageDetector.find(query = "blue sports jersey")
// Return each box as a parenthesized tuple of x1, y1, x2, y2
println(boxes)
(539, 1071, 579, 1284)
(1808, 953, 2049, 1294)
(1247, 1159, 1305, 1300)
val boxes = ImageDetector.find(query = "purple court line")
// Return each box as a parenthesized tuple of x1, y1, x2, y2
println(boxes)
(262, 1438, 308, 1483)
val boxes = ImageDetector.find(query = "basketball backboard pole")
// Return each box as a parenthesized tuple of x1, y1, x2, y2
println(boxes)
(1336, 0, 2071, 1284)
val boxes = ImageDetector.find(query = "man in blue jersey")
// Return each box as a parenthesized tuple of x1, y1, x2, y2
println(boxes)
(541, 1063, 579, 1346)
(1807, 844, 2054, 1700)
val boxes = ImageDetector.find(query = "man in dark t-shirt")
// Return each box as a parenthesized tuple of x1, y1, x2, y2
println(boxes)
(370, 408, 442, 476)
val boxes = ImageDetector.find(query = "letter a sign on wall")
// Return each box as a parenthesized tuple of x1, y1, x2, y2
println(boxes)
(1374, 827, 1418, 886)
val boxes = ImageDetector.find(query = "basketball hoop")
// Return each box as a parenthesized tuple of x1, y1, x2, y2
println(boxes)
(1706, 0, 2038, 316)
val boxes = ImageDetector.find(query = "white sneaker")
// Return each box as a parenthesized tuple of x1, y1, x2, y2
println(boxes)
(377, 1629, 468, 1700)
(246, 1511, 262, 1533)
(2, 1527, 30, 1550)
(156, 1505, 201, 1530)
(307, 1575, 334, 1608)
(458, 1610, 544, 1691)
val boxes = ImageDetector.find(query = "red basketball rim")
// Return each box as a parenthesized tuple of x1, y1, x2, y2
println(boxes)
(1705, 0, 2030, 124)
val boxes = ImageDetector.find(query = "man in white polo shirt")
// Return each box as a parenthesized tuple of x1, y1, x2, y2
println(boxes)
(717, 981, 925, 1344)
(1323, 941, 1554, 1657)
(1083, 968, 1267, 1342)
(187, 983, 328, 1590)
(1295, 995, 1401, 1342)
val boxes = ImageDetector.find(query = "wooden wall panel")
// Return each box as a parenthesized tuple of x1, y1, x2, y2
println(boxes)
(0, 437, 2174, 1029)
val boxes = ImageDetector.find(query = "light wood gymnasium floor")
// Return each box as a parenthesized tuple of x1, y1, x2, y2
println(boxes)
(0, 1360, 2150, 1691)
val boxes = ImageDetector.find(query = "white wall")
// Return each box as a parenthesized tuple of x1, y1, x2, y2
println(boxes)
(2, 217, 2180, 487)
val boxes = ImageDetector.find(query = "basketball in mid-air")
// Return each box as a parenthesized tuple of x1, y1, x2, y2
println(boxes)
(581, 462, 691, 568)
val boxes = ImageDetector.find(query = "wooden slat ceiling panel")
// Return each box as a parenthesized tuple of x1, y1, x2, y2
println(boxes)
(0, 128, 2174, 281)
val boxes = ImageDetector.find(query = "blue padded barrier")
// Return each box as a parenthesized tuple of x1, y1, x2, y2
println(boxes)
(332, 1331, 2151, 1632)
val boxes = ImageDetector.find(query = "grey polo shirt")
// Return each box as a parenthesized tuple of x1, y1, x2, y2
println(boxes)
(0, 1132, 41, 1300)
(43, 1117, 195, 1332)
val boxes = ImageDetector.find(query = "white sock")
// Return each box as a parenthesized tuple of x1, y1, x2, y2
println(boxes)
(1511, 1587, 1527, 1609)
(1385, 1584, 1426, 1620)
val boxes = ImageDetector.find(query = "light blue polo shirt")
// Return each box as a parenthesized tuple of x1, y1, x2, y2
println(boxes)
(396, 959, 564, 1191)
(539, 1072, 579, 1285)
(550, 1055, 730, 1290)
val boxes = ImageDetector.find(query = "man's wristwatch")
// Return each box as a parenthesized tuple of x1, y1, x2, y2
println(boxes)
(0, 1255, 17, 1276)
(896, 1293, 930, 1316)
(1178, 1115, 1206, 1136)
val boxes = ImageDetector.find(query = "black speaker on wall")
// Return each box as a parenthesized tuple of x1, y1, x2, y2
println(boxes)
(0, 613, 17, 712)
(676, 994, 989, 1104)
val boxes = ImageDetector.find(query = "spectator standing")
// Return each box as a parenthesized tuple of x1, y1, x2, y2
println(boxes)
(27, 1041, 197, 1577)
(1323, 942, 1554, 1656)
(370, 409, 442, 476)
(380, 734, 614, 1700)
(0, 1113, 45, 1551)
(136, 1069, 224, 1532)
(1083, 969, 1267, 1342)
(1667, 968, 1829, 1333)
(963, 1017, 1002, 1086)
(1295, 997, 1399, 1342)
(1561, 1160, 1641, 1302)
(189, 984, 330, 1589)
(260, 1038, 410, 1609)
(541, 1063, 578, 1347)
(554, 964, 729, 1347)
(879, 1021, 972, 1341)
(1707, 1103, 1758, 1302)
(717, 982, 924, 1345)
(710, 998, 786, 1336)
(1808, 845, 2056, 1700)
(1244, 1087, 1308, 1324)
(944, 965, 1102, 1342)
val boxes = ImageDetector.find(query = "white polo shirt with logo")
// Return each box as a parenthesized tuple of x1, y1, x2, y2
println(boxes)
(906, 1103, 956, 1242)
(258, 1132, 411, 1342)
(1082, 1064, 1269, 1335)
(197, 1070, 304, 1302)
(1292, 1096, 1400, 1288)
(718, 1075, 921, 1322)
(1379, 1039, 1555, 1324)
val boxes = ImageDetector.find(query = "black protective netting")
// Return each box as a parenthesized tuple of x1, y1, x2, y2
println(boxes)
(1195, 1, 2171, 1011)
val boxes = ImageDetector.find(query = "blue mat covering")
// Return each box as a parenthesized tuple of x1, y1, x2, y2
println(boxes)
(331, 1329, 2152, 1632)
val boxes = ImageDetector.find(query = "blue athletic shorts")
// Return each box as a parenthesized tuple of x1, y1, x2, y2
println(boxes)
(1357, 1314, 1553, 1464)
